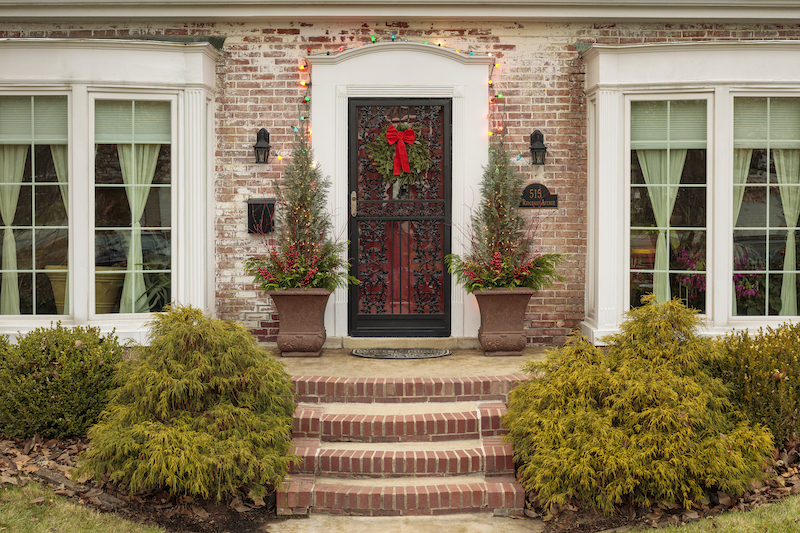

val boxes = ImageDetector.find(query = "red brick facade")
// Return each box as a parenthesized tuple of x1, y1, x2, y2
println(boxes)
(4, 21, 799, 344)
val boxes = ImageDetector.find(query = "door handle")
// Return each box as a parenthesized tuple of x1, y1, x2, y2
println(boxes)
(350, 191, 357, 217)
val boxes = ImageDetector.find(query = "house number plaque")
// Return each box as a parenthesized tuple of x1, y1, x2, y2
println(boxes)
(519, 183, 558, 209)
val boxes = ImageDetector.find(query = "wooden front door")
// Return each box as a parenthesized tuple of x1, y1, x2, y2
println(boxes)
(348, 99, 451, 337)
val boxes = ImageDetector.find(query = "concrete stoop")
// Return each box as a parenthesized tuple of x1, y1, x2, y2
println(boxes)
(278, 375, 526, 517)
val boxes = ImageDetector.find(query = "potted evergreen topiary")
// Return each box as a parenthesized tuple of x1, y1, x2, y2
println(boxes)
(246, 124, 356, 357)
(446, 131, 563, 356)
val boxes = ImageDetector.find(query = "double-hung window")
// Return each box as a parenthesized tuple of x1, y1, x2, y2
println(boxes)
(94, 99, 172, 315)
(584, 41, 800, 342)
(733, 97, 800, 316)
(0, 39, 217, 342)
(0, 95, 69, 315)
(630, 99, 708, 312)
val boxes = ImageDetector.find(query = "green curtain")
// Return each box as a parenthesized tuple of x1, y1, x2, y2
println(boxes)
(773, 149, 800, 316)
(50, 144, 69, 314)
(637, 148, 687, 303)
(0, 145, 27, 315)
(117, 144, 159, 314)
(732, 148, 753, 315)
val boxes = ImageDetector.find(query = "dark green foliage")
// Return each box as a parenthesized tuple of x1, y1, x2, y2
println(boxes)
(504, 296, 773, 513)
(715, 322, 800, 445)
(365, 122, 432, 186)
(78, 305, 297, 500)
(447, 131, 562, 292)
(0, 324, 124, 439)
(245, 124, 356, 292)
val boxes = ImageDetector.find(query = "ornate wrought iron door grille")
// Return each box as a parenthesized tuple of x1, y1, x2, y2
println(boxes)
(348, 99, 451, 337)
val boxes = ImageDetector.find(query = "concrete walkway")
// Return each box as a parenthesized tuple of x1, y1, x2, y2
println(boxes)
(265, 513, 544, 533)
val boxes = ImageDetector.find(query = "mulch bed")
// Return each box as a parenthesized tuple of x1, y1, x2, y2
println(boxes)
(0, 434, 276, 533)
(3, 434, 800, 533)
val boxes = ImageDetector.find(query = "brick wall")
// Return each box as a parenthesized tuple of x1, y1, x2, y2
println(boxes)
(4, 20, 800, 344)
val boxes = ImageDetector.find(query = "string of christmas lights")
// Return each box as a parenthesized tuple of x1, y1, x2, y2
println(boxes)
(296, 37, 531, 164)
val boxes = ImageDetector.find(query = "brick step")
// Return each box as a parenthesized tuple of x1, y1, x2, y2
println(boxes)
(292, 374, 526, 404)
(293, 402, 508, 442)
(290, 436, 514, 478)
(277, 474, 524, 517)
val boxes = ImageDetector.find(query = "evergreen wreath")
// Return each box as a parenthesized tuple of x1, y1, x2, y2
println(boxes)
(366, 122, 432, 186)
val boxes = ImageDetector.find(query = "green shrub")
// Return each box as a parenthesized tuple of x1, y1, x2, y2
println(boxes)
(715, 322, 800, 446)
(0, 323, 123, 440)
(78, 304, 297, 501)
(504, 296, 774, 513)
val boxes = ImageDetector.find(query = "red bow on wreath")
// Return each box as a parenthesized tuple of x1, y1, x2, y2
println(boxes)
(385, 125, 415, 175)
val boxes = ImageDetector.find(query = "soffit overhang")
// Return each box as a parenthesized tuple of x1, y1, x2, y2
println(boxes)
(1, 1, 800, 24)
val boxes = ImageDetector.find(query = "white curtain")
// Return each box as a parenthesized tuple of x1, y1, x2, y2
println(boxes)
(50, 145, 69, 314)
(0, 145, 28, 315)
(117, 144, 159, 313)
(732, 148, 753, 315)
(773, 149, 800, 316)
(637, 148, 688, 303)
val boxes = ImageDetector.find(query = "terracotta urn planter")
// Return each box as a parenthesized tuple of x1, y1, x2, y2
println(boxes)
(267, 288, 331, 357)
(473, 287, 535, 356)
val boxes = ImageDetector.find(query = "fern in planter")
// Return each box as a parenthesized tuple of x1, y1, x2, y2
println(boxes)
(78, 304, 297, 500)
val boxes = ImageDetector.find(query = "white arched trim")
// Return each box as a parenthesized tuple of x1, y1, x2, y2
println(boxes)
(309, 42, 492, 342)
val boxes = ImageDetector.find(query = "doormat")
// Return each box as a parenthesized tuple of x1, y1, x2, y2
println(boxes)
(350, 348, 452, 359)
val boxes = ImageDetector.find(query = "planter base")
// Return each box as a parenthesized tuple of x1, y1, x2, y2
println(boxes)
(474, 287, 535, 357)
(268, 288, 331, 358)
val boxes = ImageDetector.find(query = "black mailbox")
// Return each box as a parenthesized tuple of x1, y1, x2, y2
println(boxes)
(247, 198, 276, 234)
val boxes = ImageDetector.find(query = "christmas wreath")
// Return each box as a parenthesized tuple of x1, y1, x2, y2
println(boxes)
(366, 123, 432, 186)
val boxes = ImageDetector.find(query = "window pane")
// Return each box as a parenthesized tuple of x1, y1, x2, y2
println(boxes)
(734, 97, 800, 316)
(94, 100, 171, 315)
(0, 96, 68, 316)
(96, 187, 132, 227)
(671, 272, 706, 312)
(35, 228, 68, 268)
(36, 184, 68, 226)
(734, 232, 767, 271)
(630, 230, 657, 269)
(142, 187, 170, 227)
(95, 144, 123, 184)
(630, 99, 706, 310)
(680, 149, 706, 184)
(670, 187, 706, 227)
(734, 272, 767, 316)
(631, 186, 656, 227)
(630, 272, 653, 308)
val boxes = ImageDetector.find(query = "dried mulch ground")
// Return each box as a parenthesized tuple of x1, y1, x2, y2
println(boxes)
(0, 434, 275, 533)
(3, 435, 800, 533)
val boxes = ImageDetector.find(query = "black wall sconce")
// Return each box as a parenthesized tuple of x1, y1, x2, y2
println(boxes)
(253, 128, 272, 164)
(529, 130, 547, 165)
(247, 198, 276, 234)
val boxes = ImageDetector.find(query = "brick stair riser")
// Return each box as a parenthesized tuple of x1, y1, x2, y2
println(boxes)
(292, 403, 509, 442)
(293, 375, 527, 404)
(289, 439, 514, 477)
(277, 477, 524, 517)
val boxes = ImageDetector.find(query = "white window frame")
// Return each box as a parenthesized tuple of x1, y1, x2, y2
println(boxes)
(88, 91, 177, 321)
(583, 41, 800, 343)
(624, 92, 714, 315)
(0, 39, 218, 343)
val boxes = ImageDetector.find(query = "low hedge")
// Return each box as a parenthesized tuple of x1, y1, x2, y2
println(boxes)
(0, 323, 124, 440)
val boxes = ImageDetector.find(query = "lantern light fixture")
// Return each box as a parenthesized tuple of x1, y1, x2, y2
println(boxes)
(529, 130, 547, 165)
(254, 128, 272, 164)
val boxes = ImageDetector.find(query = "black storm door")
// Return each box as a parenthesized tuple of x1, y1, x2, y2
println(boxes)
(348, 99, 451, 337)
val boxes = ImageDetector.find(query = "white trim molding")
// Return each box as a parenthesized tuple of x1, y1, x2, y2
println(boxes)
(309, 42, 491, 340)
(0, 39, 219, 343)
(582, 40, 800, 343)
(3, 1, 800, 23)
